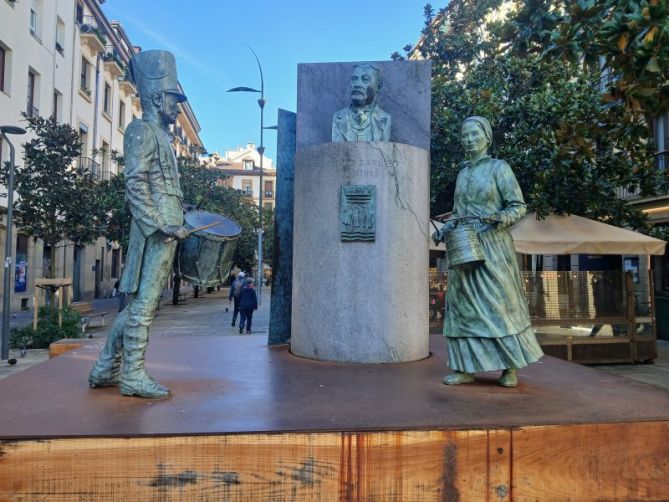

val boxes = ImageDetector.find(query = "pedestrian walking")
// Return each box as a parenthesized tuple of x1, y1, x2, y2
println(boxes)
(229, 271, 245, 326)
(238, 278, 258, 334)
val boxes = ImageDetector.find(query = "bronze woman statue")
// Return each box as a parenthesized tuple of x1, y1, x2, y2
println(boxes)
(433, 116, 543, 387)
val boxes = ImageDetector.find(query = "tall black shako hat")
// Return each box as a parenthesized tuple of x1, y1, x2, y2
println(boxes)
(128, 50, 187, 103)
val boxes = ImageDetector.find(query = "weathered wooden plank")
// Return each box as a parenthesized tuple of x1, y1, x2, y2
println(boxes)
(511, 422, 669, 501)
(0, 430, 497, 502)
(2, 423, 666, 501)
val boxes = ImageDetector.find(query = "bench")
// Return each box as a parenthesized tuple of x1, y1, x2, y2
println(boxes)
(70, 301, 108, 337)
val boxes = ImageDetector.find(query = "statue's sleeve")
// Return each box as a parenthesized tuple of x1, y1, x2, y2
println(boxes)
(492, 161, 526, 229)
(123, 121, 169, 237)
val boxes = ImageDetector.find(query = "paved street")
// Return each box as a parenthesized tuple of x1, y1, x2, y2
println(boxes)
(1, 288, 669, 392)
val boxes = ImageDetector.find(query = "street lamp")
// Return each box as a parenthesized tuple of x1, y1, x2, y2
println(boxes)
(0, 125, 26, 361)
(228, 46, 276, 303)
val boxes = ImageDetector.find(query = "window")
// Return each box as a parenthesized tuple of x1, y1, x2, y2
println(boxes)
(264, 180, 274, 196)
(0, 46, 5, 93)
(242, 179, 253, 194)
(27, 70, 38, 117)
(79, 123, 88, 158)
(30, 9, 37, 36)
(52, 90, 62, 121)
(55, 18, 65, 54)
(75, 2, 83, 24)
(29, 0, 41, 41)
(103, 82, 111, 114)
(118, 101, 125, 129)
(243, 159, 254, 170)
(101, 140, 110, 179)
(80, 57, 90, 94)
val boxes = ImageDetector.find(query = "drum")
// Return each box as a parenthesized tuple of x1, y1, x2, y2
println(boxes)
(445, 222, 485, 269)
(177, 211, 242, 287)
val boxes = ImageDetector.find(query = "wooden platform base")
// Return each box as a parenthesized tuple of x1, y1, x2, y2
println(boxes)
(1, 335, 668, 501)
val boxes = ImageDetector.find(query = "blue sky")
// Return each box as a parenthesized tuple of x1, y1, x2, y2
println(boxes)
(102, 0, 432, 161)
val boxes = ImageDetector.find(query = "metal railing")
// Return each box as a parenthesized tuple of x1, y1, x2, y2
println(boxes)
(78, 157, 101, 180)
(264, 190, 274, 197)
(26, 102, 39, 118)
(80, 16, 107, 45)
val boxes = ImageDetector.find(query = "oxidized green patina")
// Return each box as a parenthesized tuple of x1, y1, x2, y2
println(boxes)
(89, 50, 189, 399)
(332, 64, 391, 142)
(433, 116, 543, 387)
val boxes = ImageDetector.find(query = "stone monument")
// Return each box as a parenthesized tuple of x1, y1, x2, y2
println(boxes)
(291, 60, 431, 363)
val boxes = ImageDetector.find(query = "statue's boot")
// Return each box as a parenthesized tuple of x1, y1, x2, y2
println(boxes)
(442, 371, 475, 385)
(498, 369, 518, 387)
(119, 325, 169, 399)
(89, 310, 126, 388)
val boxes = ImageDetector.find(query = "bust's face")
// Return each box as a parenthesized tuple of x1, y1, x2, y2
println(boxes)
(350, 66, 380, 107)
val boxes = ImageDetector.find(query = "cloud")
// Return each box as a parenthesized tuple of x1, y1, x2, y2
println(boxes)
(103, 4, 231, 89)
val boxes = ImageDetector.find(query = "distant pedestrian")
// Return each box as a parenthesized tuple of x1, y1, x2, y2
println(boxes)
(113, 279, 127, 312)
(238, 278, 258, 334)
(229, 271, 245, 327)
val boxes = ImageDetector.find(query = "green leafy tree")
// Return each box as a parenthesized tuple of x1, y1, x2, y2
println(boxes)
(404, 1, 660, 231)
(0, 115, 109, 277)
(177, 157, 261, 272)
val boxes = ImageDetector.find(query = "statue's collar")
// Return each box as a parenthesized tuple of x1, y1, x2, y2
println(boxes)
(464, 155, 491, 168)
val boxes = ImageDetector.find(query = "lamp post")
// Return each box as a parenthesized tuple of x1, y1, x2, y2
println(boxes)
(0, 125, 26, 361)
(228, 46, 276, 303)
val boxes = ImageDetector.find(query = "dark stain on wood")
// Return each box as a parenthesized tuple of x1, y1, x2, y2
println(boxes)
(340, 433, 354, 500)
(149, 464, 198, 488)
(442, 441, 460, 502)
(211, 470, 240, 485)
(291, 457, 318, 486)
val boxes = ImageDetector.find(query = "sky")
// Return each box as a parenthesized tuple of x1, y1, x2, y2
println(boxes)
(101, 0, 432, 161)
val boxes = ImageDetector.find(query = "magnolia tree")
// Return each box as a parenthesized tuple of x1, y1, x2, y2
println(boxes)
(395, 1, 667, 232)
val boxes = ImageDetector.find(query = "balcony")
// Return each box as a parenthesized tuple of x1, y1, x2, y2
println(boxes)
(78, 157, 101, 181)
(118, 78, 136, 96)
(102, 48, 125, 79)
(264, 191, 274, 198)
(79, 16, 106, 54)
(26, 102, 39, 118)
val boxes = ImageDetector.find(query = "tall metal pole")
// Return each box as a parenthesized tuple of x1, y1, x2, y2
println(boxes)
(1, 133, 17, 360)
(227, 46, 274, 304)
(252, 47, 265, 304)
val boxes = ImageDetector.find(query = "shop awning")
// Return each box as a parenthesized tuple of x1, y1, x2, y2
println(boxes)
(510, 212, 666, 256)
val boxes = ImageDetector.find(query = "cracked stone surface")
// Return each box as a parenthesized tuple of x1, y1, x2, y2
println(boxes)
(292, 142, 430, 363)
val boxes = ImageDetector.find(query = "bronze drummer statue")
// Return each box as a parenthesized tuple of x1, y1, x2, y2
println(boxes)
(89, 50, 189, 399)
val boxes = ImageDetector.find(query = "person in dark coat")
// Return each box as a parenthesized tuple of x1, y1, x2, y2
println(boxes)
(228, 271, 245, 326)
(238, 278, 258, 334)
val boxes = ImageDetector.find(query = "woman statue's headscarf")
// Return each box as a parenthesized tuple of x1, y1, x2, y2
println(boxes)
(462, 116, 493, 148)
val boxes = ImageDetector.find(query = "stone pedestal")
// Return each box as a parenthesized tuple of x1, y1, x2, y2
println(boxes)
(291, 141, 429, 363)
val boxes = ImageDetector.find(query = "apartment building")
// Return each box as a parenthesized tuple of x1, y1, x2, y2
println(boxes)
(0, 0, 203, 309)
(202, 144, 276, 210)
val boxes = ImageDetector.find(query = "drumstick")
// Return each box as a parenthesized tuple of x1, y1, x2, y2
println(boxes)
(164, 222, 222, 243)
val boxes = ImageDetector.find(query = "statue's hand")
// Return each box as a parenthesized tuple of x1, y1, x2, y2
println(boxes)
(161, 225, 189, 240)
(479, 214, 500, 225)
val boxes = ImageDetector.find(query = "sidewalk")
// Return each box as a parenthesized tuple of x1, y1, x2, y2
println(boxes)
(1, 289, 669, 392)
(0, 286, 270, 379)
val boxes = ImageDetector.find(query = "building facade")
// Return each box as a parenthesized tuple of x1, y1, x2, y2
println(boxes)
(202, 144, 276, 210)
(0, 0, 203, 311)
